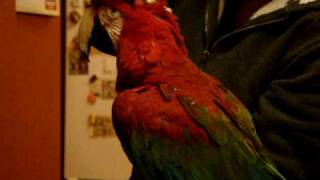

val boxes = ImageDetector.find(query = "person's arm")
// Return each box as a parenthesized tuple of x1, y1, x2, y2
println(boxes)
(253, 13, 320, 179)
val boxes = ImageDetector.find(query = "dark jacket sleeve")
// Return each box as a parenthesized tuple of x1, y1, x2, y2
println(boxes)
(253, 15, 320, 179)
(254, 60, 320, 179)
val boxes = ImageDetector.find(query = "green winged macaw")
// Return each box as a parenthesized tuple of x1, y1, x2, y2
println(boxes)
(78, 0, 286, 179)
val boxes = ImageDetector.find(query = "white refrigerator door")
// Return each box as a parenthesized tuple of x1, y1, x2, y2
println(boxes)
(64, 1, 132, 179)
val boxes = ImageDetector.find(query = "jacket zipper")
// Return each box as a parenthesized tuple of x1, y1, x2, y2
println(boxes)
(200, 16, 289, 69)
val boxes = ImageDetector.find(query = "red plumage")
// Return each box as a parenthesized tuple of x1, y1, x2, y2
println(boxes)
(98, 0, 241, 143)
(94, 1, 285, 179)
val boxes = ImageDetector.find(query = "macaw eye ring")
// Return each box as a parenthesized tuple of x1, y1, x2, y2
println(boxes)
(107, 8, 121, 19)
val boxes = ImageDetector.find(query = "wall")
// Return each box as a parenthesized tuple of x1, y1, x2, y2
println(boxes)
(0, 1, 61, 180)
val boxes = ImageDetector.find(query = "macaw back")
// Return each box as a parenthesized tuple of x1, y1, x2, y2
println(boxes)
(99, 1, 286, 179)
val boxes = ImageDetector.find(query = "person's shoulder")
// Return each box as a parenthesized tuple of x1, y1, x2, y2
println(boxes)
(287, 0, 320, 21)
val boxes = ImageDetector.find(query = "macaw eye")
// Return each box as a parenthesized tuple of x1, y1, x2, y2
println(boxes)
(107, 8, 121, 19)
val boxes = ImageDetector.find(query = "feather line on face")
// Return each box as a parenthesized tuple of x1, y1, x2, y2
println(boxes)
(98, 6, 124, 50)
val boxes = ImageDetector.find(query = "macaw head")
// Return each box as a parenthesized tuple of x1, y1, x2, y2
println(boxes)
(78, 0, 171, 58)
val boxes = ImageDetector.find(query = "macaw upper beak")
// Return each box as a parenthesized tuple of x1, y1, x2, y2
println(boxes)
(78, 8, 116, 59)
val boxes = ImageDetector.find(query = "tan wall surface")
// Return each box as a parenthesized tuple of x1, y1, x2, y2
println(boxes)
(0, 1, 62, 179)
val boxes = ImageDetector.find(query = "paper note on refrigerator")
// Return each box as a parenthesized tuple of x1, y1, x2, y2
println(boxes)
(16, 0, 60, 16)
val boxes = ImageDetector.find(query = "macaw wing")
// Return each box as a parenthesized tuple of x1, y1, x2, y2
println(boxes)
(112, 90, 222, 180)
(212, 88, 263, 146)
(127, 128, 219, 180)
(178, 94, 286, 180)
(121, 122, 257, 180)
(112, 88, 284, 180)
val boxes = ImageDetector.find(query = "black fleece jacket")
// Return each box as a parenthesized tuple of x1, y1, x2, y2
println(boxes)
(171, 0, 320, 179)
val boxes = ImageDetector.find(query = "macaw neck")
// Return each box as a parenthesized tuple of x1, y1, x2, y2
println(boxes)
(144, 58, 200, 83)
(115, 48, 200, 92)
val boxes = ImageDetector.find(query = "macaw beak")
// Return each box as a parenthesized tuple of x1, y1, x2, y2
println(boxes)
(78, 8, 117, 59)
(89, 16, 117, 56)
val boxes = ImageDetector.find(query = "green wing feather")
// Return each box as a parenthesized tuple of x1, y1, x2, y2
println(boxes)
(211, 89, 263, 146)
(178, 95, 286, 180)
(119, 94, 286, 180)
(114, 86, 284, 180)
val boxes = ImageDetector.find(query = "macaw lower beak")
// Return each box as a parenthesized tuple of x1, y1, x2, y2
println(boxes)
(89, 16, 117, 56)
(78, 9, 117, 59)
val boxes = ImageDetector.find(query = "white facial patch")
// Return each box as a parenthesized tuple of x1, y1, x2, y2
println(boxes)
(98, 6, 124, 50)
